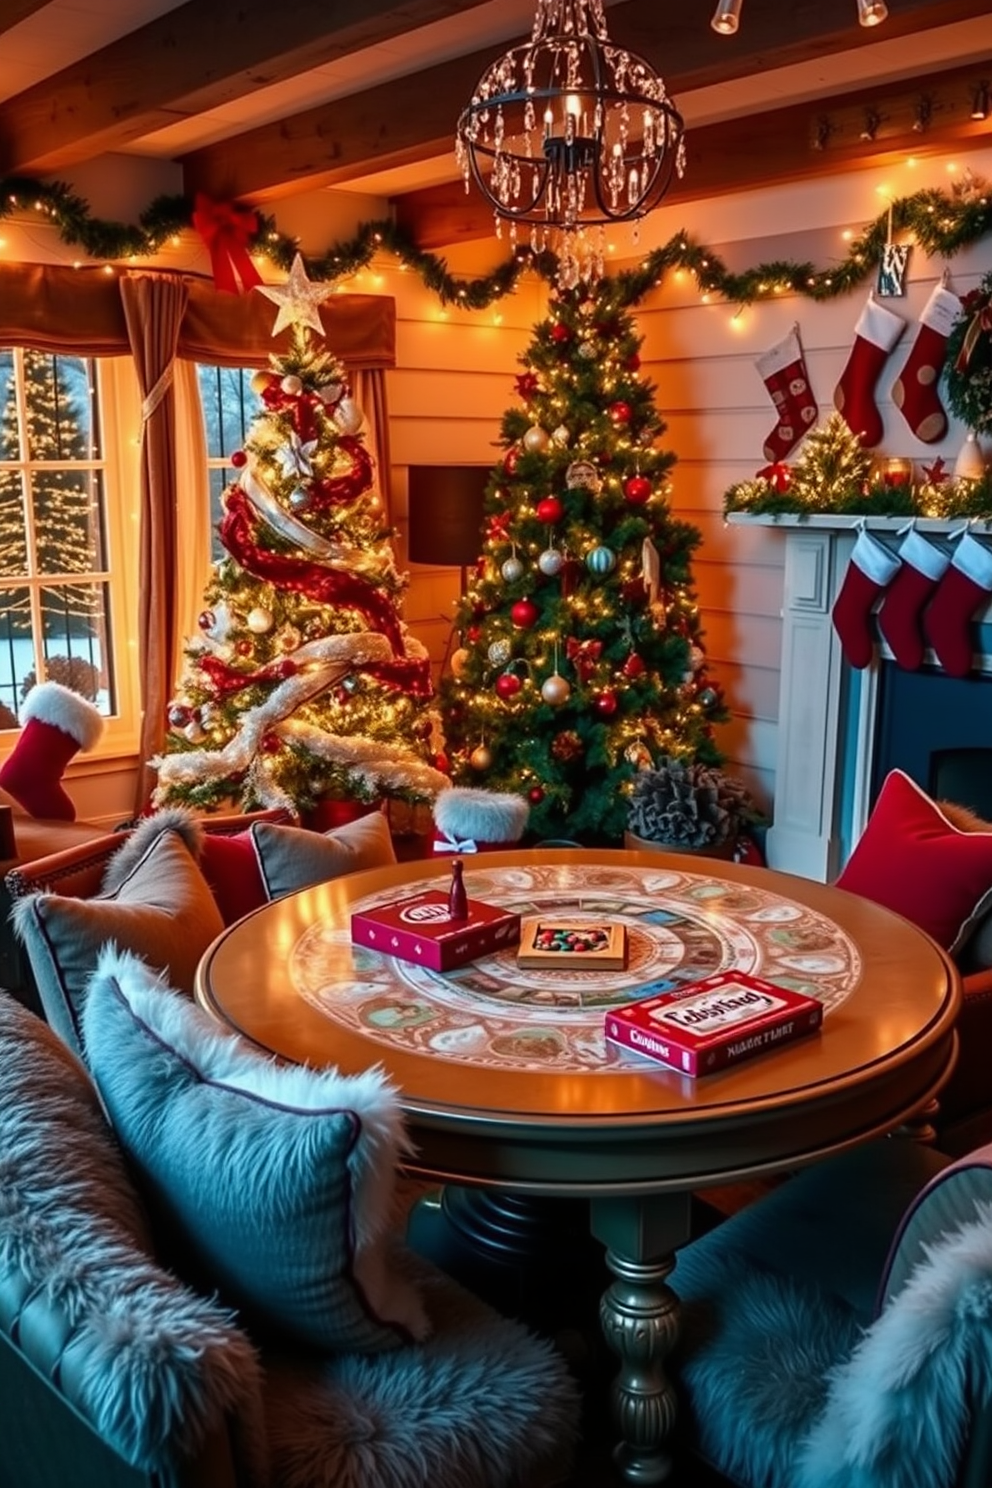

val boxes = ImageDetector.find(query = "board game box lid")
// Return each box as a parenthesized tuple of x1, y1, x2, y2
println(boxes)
(610, 971, 821, 1050)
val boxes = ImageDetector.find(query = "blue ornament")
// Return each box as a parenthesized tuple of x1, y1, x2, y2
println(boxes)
(585, 544, 617, 575)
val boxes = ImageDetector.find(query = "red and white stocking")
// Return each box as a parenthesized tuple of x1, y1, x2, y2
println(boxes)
(877, 528, 949, 670)
(754, 324, 818, 461)
(0, 681, 104, 820)
(831, 528, 901, 670)
(923, 533, 992, 678)
(891, 282, 961, 444)
(834, 292, 906, 448)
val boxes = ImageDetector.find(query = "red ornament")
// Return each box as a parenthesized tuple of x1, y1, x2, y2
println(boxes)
(626, 353, 641, 372)
(198, 609, 216, 632)
(594, 689, 618, 716)
(515, 371, 539, 400)
(235, 639, 253, 656)
(608, 401, 633, 425)
(536, 496, 564, 525)
(623, 653, 647, 679)
(551, 323, 571, 344)
(230, 449, 248, 469)
(529, 786, 545, 804)
(434, 752, 450, 773)
(495, 672, 522, 699)
(510, 598, 539, 629)
(623, 475, 652, 505)
(466, 626, 481, 644)
(503, 447, 520, 476)
(757, 462, 792, 494)
(260, 732, 281, 754)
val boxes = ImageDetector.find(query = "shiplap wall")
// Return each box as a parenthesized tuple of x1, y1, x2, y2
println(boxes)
(597, 149, 992, 818)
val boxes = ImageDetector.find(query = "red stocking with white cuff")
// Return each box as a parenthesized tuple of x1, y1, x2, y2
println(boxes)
(923, 533, 992, 678)
(754, 324, 818, 462)
(0, 681, 104, 820)
(831, 528, 901, 670)
(891, 282, 961, 443)
(834, 292, 906, 448)
(877, 528, 949, 670)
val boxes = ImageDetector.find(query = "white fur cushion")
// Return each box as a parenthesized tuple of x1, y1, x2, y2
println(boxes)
(82, 947, 429, 1354)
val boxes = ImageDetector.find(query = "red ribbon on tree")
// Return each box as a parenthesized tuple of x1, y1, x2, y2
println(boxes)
(199, 646, 432, 701)
(955, 291, 992, 373)
(220, 486, 404, 655)
(192, 194, 263, 295)
(566, 637, 603, 681)
(199, 653, 297, 696)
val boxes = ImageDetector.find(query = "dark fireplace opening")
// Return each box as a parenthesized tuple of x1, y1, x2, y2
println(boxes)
(871, 663, 992, 818)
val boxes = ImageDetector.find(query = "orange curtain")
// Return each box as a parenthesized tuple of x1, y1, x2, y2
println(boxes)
(120, 274, 190, 814)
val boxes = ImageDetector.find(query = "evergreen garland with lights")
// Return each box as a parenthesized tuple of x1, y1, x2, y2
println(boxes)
(439, 285, 728, 844)
(2, 172, 990, 312)
(153, 313, 449, 819)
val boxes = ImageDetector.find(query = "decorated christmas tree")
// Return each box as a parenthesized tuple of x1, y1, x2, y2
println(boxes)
(154, 256, 448, 821)
(439, 284, 727, 842)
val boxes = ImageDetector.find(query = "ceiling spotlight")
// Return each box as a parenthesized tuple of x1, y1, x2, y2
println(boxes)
(857, 0, 888, 25)
(913, 95, 934, 133)
(711, 0, 743, 35)
(972, 82, 990, 121)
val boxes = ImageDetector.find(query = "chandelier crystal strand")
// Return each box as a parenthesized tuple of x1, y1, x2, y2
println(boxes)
(456, 0, 685, 290)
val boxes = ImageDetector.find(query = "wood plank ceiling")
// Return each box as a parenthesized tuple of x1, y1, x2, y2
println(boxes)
(1, 0, 990, 250)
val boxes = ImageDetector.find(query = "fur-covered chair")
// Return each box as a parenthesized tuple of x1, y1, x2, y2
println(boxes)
(0, 965, 580, 1488)
(670, 1135, 992, 1488)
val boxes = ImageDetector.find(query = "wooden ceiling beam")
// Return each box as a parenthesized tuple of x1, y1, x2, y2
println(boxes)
(394, 59, 992, 249)
(0, 0, 496, 174)
(0, 1, 52, 34)
(177, 0, 992, 204)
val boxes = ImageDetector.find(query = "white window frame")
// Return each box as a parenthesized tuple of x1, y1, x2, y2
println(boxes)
(0, 350, 141, 759)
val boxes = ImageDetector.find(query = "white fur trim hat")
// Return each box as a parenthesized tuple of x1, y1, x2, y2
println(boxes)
(433, 787, 529, 852)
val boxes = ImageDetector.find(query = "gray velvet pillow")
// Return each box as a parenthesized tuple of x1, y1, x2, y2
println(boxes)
(251, 810, 396, 899)
(0, 992, 262, 1477)
(11, 825, 225, 1052)
(82, 947, 429, 1355)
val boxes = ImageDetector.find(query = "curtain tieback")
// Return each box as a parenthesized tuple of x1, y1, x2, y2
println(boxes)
(141, 363, 175, 422)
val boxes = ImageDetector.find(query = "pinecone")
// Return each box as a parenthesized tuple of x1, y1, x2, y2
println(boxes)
(627, 756, 751, 848)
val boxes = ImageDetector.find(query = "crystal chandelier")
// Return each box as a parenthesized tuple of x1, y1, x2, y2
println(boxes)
(455, 0, 685, 290)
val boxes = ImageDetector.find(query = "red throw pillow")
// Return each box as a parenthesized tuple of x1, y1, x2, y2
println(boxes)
(198, 832, 268, 926)
(836, 769, 992, 953)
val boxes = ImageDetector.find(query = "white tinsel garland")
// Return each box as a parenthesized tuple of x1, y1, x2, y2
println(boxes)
(276, 718, 450, 799)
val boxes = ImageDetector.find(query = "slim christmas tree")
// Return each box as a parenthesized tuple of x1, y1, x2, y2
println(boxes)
(154, 256, 448, 820)
(440, 285, 727, 842)
(0, 349, 98, 632)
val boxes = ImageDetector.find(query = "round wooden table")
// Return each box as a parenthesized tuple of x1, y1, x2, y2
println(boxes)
(196, 848, 961, 1485)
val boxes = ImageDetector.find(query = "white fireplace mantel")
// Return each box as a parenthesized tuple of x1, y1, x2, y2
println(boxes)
(728, 513, 992, 884)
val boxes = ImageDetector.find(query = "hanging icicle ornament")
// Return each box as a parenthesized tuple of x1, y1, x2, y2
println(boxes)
(641, 537, 661, 604)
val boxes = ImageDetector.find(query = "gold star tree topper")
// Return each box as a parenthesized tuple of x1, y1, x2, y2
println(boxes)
(256, 253, 335, 336)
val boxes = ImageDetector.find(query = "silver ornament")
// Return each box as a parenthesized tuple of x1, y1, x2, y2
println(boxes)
(288, 486, 311, 511)
(523, 425, 550, 454)
(501, 555, 524, 583)
(487, 639, 512, 667)
(319, 381, 344, 406)
(538, 547, 564, 577)
(577, 341, 597, 360)
(280, 374, 303, 395)
(184, 719, 206, 743)
(541, 673, 571, 706)
(551, 424, 570, 447)
(246, 606, 274, 634)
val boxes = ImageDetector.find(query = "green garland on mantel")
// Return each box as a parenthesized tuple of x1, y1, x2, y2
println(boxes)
(1, 171, 990, 311)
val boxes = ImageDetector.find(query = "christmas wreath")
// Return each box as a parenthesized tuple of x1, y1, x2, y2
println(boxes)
(944, 269, 992, 436)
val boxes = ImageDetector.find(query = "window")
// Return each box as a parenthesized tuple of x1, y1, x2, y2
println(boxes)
(0, 349, 138, 747)
(197, 365, 262, 560)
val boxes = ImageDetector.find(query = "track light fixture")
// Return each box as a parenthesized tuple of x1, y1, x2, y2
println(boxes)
(860, 109, 882, 141)
(857, 0, 888, 25)
(972, 82, 990, 122)
(711, 0, 743, 35)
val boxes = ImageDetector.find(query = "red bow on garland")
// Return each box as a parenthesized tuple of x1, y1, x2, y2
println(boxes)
(515, 372, 540, 400)
(566, 637, 603, 681)
(757, 462, 792, 493)
(192, 193, 263, 295)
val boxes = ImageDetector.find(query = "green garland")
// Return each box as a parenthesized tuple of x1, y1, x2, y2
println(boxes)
(945, 268, 992, 435)
(1, 172, 990, 312)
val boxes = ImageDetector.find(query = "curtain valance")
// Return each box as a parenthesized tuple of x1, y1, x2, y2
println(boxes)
(0, 263, 396, 368)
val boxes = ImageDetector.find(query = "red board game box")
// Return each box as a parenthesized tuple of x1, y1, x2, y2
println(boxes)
(351, 891, 521, 971)
(604, 971, 823, 1076)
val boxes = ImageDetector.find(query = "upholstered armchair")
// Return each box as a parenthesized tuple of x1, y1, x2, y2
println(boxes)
(0, 960, 580, 1488)
(4, 808, 396, 1047)
(671, 1134, 992, 1488)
